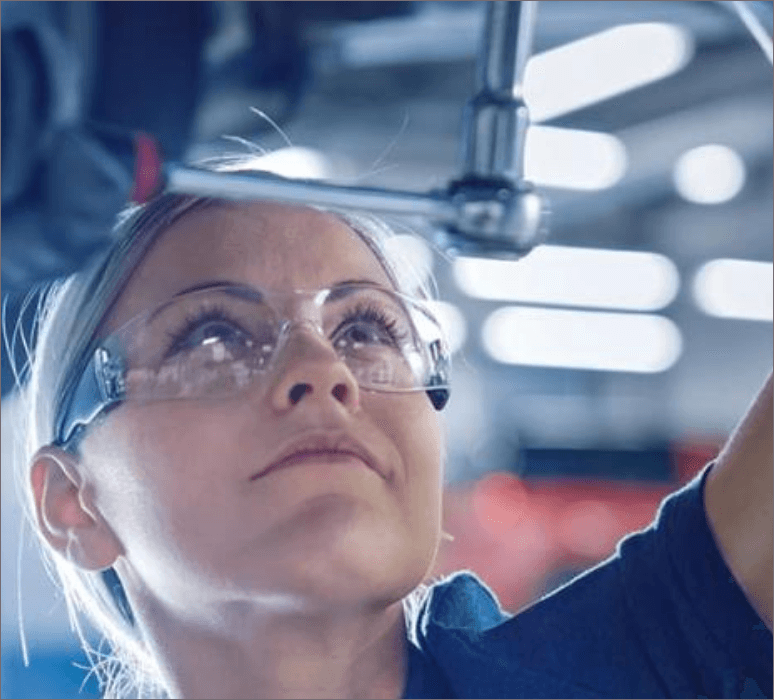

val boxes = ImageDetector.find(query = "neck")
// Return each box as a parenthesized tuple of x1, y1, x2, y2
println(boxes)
(134, 596, 409, 700)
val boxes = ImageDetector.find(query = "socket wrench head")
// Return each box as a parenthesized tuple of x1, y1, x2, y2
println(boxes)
(434, 177, 549, 260)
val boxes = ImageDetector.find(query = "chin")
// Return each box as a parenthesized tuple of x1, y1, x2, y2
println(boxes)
(259, 523, 433, 613)
(326, 527, 436, 607)
(222, 495, 437, 611)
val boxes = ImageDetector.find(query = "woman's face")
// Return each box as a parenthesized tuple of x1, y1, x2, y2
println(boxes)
(80, 202, 444, 615)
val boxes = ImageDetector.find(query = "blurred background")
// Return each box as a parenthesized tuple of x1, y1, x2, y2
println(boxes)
(2, 1, 772, 697)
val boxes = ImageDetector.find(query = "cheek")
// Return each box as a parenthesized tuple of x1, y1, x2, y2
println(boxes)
(80, 405, 239, 532)
(101, 398, 242, 454)
(371, 395, 444, 522)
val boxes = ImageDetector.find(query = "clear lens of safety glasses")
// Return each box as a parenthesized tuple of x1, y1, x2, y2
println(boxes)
(56, 283, 451, 447)
(104, 282, 446, 402)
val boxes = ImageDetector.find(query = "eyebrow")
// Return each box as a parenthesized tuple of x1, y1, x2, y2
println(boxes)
(171, 280, 263, 300)
(323, 278, 394, 303)
(172, 278, 386, 298)
(146, 278, 392, 323)
(333, 278, 383, 287)
(331, 278, 386, 290)
(145, 281, 264, 323)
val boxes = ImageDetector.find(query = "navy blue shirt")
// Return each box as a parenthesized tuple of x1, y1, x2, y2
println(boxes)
(402, 465, 772, 698)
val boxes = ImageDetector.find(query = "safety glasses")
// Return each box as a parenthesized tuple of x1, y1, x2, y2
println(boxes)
(55, 282, 451, 449)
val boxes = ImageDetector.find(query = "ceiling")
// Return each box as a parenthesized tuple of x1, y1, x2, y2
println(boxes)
(1, 1, 772, 479)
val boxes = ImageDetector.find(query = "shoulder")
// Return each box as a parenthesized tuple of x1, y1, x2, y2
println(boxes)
(407, 568, 620, 697)
(406, 466, 772, 698)
(411, 570, 509, 632)
(405, 570, 603, 698)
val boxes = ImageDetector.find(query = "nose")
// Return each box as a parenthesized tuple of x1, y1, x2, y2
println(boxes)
(269, 325, 361, 413)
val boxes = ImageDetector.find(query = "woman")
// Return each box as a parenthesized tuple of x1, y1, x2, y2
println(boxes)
(18, 162, 772, 698)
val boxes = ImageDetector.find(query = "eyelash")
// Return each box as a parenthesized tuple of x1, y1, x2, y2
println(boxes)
(333, 303, 408, 347)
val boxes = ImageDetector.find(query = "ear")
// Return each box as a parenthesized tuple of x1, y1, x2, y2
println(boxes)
(30, 446, 124, 571)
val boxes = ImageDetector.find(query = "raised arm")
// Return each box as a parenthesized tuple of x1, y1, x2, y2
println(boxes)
(704, 370, 773, 630)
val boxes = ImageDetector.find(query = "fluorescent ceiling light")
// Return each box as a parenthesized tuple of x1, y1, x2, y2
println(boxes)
(482, 306, 682, 374)
(525, 126, 627, 191)
(454, 246, 679, 312)
(426, 301, 467, 355)
(673, 144, 746, 205)
(692, 259, 773, 322)
(525, 23, 694, 123)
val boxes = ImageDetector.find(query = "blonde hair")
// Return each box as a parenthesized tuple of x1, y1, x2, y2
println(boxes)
(11, 158, 440, 698)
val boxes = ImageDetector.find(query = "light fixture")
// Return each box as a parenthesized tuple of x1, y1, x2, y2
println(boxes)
(692, 259, 773, 322)
(525, 127, 628, 191)
(673, 144, 746, 205)
(482, 306, 682, 373)
(454, 246, 680, 312)
(525, 23, 694, 123)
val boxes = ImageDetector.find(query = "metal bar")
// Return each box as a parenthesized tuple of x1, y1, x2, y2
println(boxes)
(461, 1, 539, 180)
(481, 0, 536, 100)
(728, 0, 773, 64)
(164, 164, 455, 219)
(161, 2, 547, 259)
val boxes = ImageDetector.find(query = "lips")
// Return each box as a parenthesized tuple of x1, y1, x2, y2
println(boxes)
(252, 432, 381, 480)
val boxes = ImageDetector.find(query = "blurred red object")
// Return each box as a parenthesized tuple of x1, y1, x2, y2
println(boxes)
(671, 438, 722, 484)
(431, 445, 717, 612)
(130, 132, 164, 204)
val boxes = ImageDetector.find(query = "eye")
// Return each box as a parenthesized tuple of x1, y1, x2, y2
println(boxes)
(331, 305, 407, 352)
(190, 321, 247, 350)
(335, 323, 390, 348)
(165, 308, 255, 360)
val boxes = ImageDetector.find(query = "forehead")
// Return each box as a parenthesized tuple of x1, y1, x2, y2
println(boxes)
(109, 202, 394, 325)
